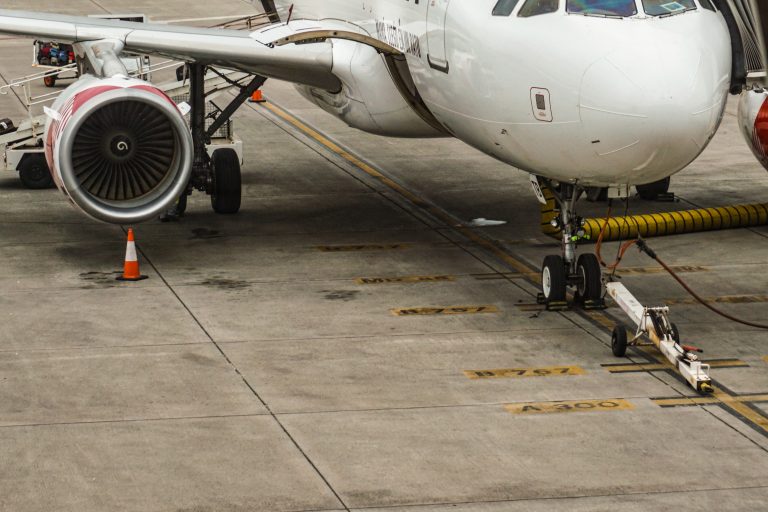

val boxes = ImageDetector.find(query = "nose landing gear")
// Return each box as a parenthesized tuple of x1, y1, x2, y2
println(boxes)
(536, 179, 606, 311)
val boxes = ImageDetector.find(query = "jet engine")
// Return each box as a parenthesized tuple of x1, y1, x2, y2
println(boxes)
(45, 75, 192, 223)
(737, 88, 768, 171)
(295, 39, 445, 138)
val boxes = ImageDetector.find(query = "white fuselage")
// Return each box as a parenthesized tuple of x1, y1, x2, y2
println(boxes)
(272, 0, 732, 186)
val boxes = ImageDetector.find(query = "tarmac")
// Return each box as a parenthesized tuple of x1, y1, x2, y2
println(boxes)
(1, 2, 767, 511)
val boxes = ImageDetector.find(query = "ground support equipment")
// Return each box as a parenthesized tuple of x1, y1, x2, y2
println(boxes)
(540, 183, 768, 243)
(606, 281, 714, 394)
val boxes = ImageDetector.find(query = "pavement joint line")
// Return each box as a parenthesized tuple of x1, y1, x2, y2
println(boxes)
(0, 412, 271, 430)
(347, 484, 768, 511)
(208, 326, 579, 344)
(125, 227, 352, 512)
(87, 0, 111, 14)
(255, 98, 768, 442)
(0, 340, 213, 354)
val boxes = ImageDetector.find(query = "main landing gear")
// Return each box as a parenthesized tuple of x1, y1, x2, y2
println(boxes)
(163, 64, 266, 220)
(537, 179, 605, 311)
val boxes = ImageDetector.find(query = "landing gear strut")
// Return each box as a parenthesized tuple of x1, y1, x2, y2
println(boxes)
(537, 179, 605, 311)
(163, 64, 266, 220)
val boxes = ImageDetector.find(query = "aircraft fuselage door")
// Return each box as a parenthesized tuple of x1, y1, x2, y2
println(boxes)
(427, 0, 450, 72)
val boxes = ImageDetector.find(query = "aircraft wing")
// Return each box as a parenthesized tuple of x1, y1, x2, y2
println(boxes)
(0, 9, 341, 90)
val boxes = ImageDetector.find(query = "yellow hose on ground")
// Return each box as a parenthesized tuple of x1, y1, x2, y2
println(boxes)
(539, 185, 768, 241)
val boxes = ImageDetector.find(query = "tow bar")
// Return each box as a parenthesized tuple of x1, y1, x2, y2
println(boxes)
(606, 281, 714, 394)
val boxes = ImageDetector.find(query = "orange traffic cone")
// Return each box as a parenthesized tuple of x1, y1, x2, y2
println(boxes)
(116, 228, 148, 281)
(248, 89, 266, 103)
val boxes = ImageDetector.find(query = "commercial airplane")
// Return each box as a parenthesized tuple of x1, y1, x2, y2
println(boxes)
(0, 0, 765, 307)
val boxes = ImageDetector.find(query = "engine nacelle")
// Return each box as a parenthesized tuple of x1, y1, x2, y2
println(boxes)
(738, 88, 768, 171)
(296, 39, 444, 138)
(45, 75, 192, 223)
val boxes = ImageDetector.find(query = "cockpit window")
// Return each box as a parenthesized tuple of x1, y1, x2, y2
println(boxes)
(493, 0, 521, 16)
(642, 0, 696, 16)
(567, 0, 637, 17)
(698, 0, 715, 10)
(518, 0, 560, 17)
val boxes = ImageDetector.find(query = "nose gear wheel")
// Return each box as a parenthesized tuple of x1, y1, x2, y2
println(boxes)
(535, 178, 605, 311)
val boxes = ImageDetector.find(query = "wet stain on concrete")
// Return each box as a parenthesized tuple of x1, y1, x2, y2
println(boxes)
(181, 352, 219, 366)
(197, 276, 251, 290)
(190, 228, 224, 240)
(321, 290, 360, 302)
(79, 271, 122, 289)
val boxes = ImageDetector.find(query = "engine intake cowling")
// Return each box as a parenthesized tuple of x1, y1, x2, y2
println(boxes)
(738, 88, 768, 171)
(46, 76, 192, 223)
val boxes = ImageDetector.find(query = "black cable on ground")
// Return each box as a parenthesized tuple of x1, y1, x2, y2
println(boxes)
(636, 239, 768, 330)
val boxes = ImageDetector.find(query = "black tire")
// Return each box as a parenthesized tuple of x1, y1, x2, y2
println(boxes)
(43, 74, 56, 88)
(18, 154, 54, 189)
(585, 187, 608, 202)
(541, 254, 567, 303)
(210, 148, 241, 214)
(612, 324, 628, 357)
(670, 322, 680, 343)
(0, 118, 15, 135)
(636, 177, 670, 200)
(576, 253, 602, 302)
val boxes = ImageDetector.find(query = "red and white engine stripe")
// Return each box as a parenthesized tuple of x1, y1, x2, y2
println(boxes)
(738, 88, 768, 170)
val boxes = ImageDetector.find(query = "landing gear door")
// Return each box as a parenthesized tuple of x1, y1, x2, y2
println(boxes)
(427, 0, 450, 73)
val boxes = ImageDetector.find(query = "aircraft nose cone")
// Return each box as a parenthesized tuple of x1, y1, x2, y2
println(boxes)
(579, 39, 724, 182)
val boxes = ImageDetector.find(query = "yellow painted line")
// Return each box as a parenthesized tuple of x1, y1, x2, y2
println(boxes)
(262, 101, 540, 281)
(708, 359, 750, 368)
(653, 394, 768, 407)
(710, 387, 768, 432)
(514, 303, 545, 312)
(506, 398, 634, 415)
(472, 272, 522, 281)
(465, 366, 585, 379)
(356, 275, 455, 285)
(604, 359, 749, 373)
(315, 244, 409, 252)
(605, 363, 667, 373)
(651, 391, 768, 432)
(263, 99, 768, 436)
(584, 309, 620, 331)
(739, 394, 768, 402)
(617, 265, 709, 275)
(391, 305, 499, 316)
(652, 397, 720, 407)
(665, 294, 768, 306)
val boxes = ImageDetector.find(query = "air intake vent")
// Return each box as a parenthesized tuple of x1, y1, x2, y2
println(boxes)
(71, 100, 176, 201)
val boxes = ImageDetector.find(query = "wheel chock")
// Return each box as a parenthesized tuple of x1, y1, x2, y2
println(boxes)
(581, 298, 607, 310)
